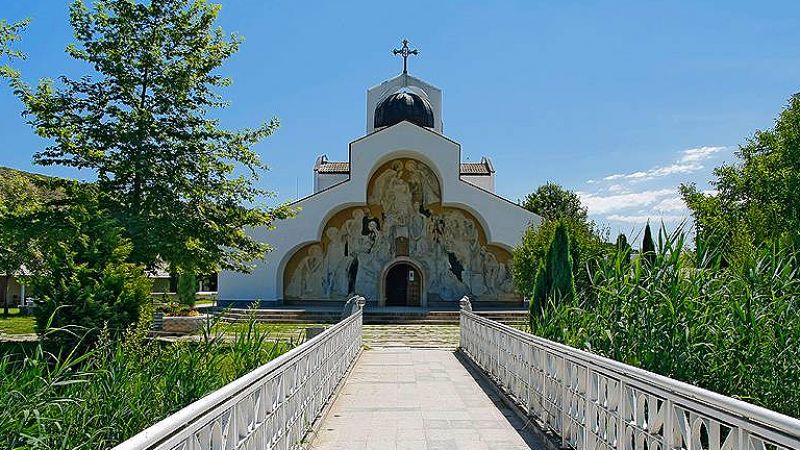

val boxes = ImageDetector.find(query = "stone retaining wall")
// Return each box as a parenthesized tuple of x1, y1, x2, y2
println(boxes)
(161, 315, 209, 334)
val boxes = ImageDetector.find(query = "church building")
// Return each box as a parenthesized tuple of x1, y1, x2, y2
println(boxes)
(218, 42, 541, 308)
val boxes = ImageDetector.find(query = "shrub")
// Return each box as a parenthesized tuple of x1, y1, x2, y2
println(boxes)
(26, 183, 151, 351)
(0, 312, 294, 449)
(177, 272, 198, 309)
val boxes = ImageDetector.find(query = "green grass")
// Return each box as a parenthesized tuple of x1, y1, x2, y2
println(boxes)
(0, 315, 295, 449)
(0, 308, 36, 335)
(525, 227, 800, 418)
(212, 321, 325, 335)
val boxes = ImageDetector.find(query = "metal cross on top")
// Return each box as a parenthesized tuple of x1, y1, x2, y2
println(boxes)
(393, 39, 418, 74)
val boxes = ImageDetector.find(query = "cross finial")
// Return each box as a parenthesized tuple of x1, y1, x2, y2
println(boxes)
(393, 39, 418, 74)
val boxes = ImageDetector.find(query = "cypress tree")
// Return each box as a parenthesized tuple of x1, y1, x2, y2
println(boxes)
(548, 222, 576, 304)
(615, 233, 629, 252)
(530, 260, 547, 315)
(529, 221, 576, 325)
(642, 222, 656, 267)
(177, 272, 198, 309)
(615, 233, 632, 268)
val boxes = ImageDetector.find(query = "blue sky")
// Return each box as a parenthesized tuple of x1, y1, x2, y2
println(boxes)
(2, 1, 799, 239)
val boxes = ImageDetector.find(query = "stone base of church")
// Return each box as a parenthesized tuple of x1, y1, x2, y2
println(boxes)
(214, 302, 529, 325)
(217, 297, 523, 311)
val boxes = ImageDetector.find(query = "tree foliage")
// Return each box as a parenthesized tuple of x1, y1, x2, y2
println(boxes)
(529, 221, 576, 322)
(0, 169, 45, 316)
(0, 18, 29, 80)
(681, 93, 800, 260)
(521, 181, 589, 223)
(26, 182, 151, 350)
(12, 0, 291, 275)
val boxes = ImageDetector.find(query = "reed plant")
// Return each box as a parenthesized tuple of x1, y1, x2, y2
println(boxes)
(528, 226, 800, 418)
(0, 309, 295, 449)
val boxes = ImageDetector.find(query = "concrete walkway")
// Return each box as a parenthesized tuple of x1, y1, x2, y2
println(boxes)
(363, 325, 460, 349)
(309, 348, 543, 450)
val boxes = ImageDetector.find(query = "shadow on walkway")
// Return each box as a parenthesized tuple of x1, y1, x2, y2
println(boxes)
(454, 350, 551, 450)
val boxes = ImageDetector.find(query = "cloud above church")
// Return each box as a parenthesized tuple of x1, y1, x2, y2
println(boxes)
(579, 145, 729, 235)
(599, 146, 726, 183)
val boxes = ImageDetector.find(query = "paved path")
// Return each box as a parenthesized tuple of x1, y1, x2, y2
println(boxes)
(363, 325, 460, 349)
(309, 348, 543, 450)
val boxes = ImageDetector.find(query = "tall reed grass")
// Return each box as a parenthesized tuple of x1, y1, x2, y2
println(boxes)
(0, 311, 295, 449)
(528, 227, 800, 418)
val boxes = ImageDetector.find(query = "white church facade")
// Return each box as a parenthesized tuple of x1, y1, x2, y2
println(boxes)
(218, 47, 540, 308)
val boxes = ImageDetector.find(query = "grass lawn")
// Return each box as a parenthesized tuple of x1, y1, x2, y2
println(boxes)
(212, 321, 326, 333)
(0, 308, 36, 335)
(212, 321, 326, 340)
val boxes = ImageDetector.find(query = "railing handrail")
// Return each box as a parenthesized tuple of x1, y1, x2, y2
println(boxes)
(462, 310, 800, 437)
(115, 300, 365, 450)
(461, 305, 800, 448)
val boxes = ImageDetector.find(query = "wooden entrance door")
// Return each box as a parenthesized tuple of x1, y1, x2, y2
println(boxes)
(385, 263, 421, 306)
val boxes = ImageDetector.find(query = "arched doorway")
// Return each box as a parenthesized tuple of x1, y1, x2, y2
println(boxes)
(384, 263, 421, 306)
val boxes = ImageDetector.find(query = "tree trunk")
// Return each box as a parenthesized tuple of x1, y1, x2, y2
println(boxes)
(1, 275, 9, 318)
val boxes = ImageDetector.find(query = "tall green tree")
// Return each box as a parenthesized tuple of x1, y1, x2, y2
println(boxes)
(641, 222, 656, 266)
(13, 0, 291, 276)
(681, 93, 800, 258)
(529, 221, 576, 320)
(521, 182, 589, 223)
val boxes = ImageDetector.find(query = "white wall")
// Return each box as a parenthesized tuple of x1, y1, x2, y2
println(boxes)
(218, 122, 541, 303)
(314, 173, 348, 192)
(461, 174, 495, 192)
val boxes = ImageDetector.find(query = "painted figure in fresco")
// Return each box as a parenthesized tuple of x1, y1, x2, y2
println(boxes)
(343, 209, 367, 256)
(286, 244, 324, 298)
(481, 246, 501, 296)
(499, 261, 516, 295)
(405, 159, 440, 206)
(409, 201, 428, 256)
(369, 160, 404, 205)
(323, 227, 350, 297)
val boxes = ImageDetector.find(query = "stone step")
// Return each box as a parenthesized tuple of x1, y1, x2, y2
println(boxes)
(216, 307, 528, 325)
(362, 324, 461, 348)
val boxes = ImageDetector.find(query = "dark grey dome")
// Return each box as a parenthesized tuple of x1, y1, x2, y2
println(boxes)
(374, 91, 434, 129)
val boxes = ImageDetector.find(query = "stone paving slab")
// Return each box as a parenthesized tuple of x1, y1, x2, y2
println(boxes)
(309, 348, 543, 450)
(363, 325, 460, 349)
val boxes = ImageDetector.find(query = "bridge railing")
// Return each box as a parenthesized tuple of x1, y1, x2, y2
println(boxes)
(115, 296, 366, 450)
(459, 300, 800, 450)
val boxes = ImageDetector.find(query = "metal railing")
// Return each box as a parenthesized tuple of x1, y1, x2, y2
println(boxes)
(115, 297, 366, 450)
(459, 299, 800, 450)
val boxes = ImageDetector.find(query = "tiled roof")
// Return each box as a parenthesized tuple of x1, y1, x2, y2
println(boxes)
(459, 162, 492, 175)
(316, 161, 493, 176)
(316, 161, 350, 174)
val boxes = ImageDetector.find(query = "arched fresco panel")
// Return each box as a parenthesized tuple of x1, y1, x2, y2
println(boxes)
(284, 158, 518, 302)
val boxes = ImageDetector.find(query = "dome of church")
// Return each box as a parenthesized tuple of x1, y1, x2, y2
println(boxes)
(374, 91, 434, 129)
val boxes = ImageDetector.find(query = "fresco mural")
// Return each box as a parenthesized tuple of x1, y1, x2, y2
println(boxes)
(284, 158, 518, 302)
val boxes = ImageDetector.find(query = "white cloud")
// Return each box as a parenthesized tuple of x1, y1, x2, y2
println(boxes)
(606, 214, 686, 224)
(602, 162, 702, 182)
(607, 184, 629, 193)
(653, 196, 687, 213)
(596, 146, 726, 184)
(679, 146, 725, 163)
(578, 188, 675, 215)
